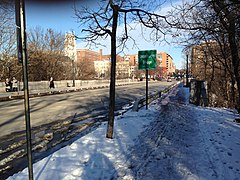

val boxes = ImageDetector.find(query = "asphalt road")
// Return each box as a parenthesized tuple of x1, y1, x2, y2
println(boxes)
(0, 80, 175, 137)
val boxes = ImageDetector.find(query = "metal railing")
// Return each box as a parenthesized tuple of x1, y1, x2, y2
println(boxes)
(132, 82, 180, 111)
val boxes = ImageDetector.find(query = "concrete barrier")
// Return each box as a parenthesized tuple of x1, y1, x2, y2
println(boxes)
(0, 79, 137, 93)
(0, 79, 140, 101)
(189, 80, 208, 106)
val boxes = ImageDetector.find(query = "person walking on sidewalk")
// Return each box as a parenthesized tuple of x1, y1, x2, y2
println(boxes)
(49, 77, 55, 89)
(5, 78, 12, 92)
(12, 77, 18, 92)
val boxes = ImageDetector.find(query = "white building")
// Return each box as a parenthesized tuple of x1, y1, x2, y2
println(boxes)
(94, 60, 111, 78)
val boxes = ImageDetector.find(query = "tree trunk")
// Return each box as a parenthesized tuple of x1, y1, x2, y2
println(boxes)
(230, 78, 236, 106)
(228, 22, 240, 112)
(106, 5, 118, 139)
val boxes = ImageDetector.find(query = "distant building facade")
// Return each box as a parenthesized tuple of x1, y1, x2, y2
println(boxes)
(64, 42, 176, 79)
(101, 54, 124, 62)
(124, 52, 176, 78)
(159, 52, 175, 76)
(94, 60, 110, 78)
(124, 54, 138, 66)
(116, 61, 130, 79)
(191, 41, 220, 80)
(76, 49, 101, 62)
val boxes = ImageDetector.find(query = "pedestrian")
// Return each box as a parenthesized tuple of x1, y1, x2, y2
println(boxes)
(5, 78, 12, 92)
(49, 77, 55, 89)
(12, 77, 18, 92)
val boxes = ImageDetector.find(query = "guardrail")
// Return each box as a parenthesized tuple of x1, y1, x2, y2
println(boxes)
(132, 82, 180, 111)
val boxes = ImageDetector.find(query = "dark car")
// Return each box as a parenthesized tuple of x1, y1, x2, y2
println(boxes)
(167, 77, 172, 82)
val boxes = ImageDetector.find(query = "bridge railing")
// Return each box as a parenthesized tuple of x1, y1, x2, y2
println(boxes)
(132, 82, 180, 111)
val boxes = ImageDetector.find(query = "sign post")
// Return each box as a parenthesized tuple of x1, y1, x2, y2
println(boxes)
(138, 50, 157, 109)
(15, 0, 33, 179)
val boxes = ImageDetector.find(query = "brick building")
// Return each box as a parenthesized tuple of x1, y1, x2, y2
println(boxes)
(158, 52, 175, 76)
(191, 41, 221, 80)
(64, 34, 176, 79)
(76, 49, 101, 62)
(124, 54, 138, 66)
(124, 52, 176, 78)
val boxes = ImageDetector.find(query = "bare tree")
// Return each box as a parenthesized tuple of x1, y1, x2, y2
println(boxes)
(27, 27, 70, 81)
(169, 0, 240, 111)
(211, 1, 240, 111)
(0, 1, 20, 81)
(74, 0, 170, 138)
(76, 60, 96, 80)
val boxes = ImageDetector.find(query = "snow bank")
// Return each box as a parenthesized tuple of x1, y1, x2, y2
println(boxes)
(8, 85, 240, 180)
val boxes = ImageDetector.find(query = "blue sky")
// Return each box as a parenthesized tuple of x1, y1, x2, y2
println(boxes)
(25, 1, 185, 69)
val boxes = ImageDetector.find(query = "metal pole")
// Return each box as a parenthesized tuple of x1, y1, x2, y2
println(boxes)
(72, 59, 75, 87)
(15, 0, 34, 179)
(146, 68, 148, 110)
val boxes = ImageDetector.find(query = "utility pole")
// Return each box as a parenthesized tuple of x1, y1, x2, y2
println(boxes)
(15, 0, 34, 179)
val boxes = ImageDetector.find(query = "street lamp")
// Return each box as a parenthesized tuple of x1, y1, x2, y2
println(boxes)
(72, 55, 75, 87)
(186, 53, 189, 87)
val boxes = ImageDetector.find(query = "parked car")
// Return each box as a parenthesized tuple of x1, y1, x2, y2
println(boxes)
(167, 77, 172, 82)
(176, 76, 181, 81)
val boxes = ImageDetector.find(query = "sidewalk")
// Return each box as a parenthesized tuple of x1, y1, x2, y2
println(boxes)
(134, 85, 240, 179)
(7, 84, 240, 180)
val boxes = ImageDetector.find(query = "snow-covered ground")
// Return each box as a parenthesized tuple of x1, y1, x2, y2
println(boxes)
(8, 84, 240, 180)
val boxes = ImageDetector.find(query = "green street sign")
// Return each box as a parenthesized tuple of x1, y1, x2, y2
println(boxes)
(138, 50, 157, 70)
